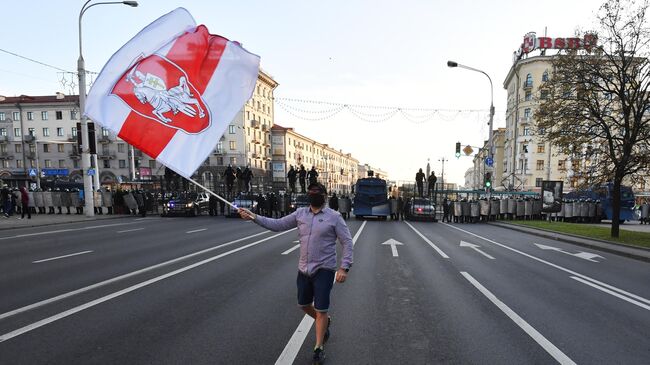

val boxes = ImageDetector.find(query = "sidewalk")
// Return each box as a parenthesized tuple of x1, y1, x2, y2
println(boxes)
(491, 221, 650, 263)
(0, 213, 131, 231)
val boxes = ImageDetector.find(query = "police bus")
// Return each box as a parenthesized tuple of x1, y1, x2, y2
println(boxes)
(353, 177, 390, 219)
(564, 182, 636, 222)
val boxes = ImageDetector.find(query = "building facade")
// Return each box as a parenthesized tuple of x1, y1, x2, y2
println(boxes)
(271, 124, 359, 195)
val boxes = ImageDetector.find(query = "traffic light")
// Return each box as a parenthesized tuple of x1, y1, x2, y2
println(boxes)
(484, 172, 492, 188)
(455, 142, 461, 158)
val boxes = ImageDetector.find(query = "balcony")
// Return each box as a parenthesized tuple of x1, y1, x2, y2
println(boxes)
(67, 134, 77, 142)
(98, 135, 113, 144)
(0, 152, 14, 160)
(252, 153, 259, 159)
(98, 153, 116, 160)
(250, 119, 259, 129)
(26, 152, 36, 160)
(261, 124, 268, 131)
(213, 149, 224, 155)
(0, 135, 9, 144)
(69, 152, 81, 160)
(24, 135, 35, 143)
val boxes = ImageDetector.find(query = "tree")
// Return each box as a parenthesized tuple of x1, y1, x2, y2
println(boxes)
(536, 0, 650, 237)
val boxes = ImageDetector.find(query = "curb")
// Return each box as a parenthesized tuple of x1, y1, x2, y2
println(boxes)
(0, 215, 133, 232)
(490, 222, 650, 263)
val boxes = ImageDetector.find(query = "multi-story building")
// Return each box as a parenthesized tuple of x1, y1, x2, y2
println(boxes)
(199, 69, 278, 192)
(271, 124, 359, 195)
(0, 94, 158, 187)
(357, 164, 389, 181)
(472, 128, 506, 190)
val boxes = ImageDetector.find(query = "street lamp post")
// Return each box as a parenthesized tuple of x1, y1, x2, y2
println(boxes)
(78, 0, 137, 217)
(438, 157, 447, 190)
(447, 60, 495, 164)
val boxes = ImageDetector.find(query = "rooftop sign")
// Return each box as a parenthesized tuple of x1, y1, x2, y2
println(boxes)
(514, 32, 598, 62)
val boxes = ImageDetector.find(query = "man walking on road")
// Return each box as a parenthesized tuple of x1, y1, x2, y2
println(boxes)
(238, 182, 353, 363)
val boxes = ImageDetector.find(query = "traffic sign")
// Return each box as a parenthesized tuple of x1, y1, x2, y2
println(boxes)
(28, 168, 37, 177)
(87, 168, 96, 176)
(485, 157, 494, 167)
(463, 145, 473, 156)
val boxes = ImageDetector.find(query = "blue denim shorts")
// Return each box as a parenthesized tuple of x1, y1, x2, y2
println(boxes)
(297, 269, 335, 312)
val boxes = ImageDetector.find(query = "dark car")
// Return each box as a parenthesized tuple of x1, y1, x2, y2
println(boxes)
(226, 194, 258, 217)
(161, 192, 210, 217)
(405, 197, 436, 221)
(289, 194, 310, 212)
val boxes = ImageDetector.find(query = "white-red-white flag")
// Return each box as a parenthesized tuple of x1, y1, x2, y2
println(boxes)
(85, 8, 260, 178)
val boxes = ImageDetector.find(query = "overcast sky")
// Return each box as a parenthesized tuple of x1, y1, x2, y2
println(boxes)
(1, 0, 603, 184)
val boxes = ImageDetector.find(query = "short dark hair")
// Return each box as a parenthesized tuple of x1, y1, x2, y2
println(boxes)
(307, 182, 327, 194)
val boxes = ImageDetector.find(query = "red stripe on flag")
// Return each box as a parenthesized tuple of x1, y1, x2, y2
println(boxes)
(118, 113, 177, 159)
(117, 26, 228, 160)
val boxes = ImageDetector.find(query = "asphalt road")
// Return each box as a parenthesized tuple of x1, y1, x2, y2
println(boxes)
(0, 215, 648, 364)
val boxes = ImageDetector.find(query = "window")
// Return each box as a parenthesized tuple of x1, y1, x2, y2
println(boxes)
(43, 144, 50, 153)
(1, 160, 8, 169)
(58, 144, 65, 152)
(102, 144, 109, 154)
(572, 160, 581, 169)
(118, 143, 125, 153)
(59, 160, 66, 168)
(29, 144, 35, 153)
(15, 144, 22, 153)
(0, 128, 5, 136)
(536, 178, 543, 187)
(103, 160, 110, 168)
(230, 157, 237, 165)
(44, 159, 52, 168)
(41, 111, 48, 120)
(522, 144, 529, 153)
(216, 141, 223, 152)
(0, 144, 5, 153)
(542, 70, 549, 82)
(70, 110, 78, 120)
(29, 160, 35, 168)
(217, 157, 223, 165)
(43, 127, 50, 137)
(525, 91, 532, 101)
(229, 141, 236, 150)
(119, 160, 126, 168)
(229, 125, 236, 134)
(27, 112, 34, 120)
(13, 112, 20, 121)
(536, 160, 544, 170)
(540, 90, 549, 100)
(57, 127, 64, 136)
(523, 127, 530, 136)
(537, 144, 545, 153)
(524, 108, 531, 119)
(28, 128, 35, 136)
(14, 128, 21, 137)
(55, 111, 63, 120)
(524, 73, 533, 87)
(72, 127, 77, 137)
(0, 112, 4, 121)
(559, 160, 566, 170)
(149, 160, 156, 169)
(16, 159, 23, 168)
(102, 127, 109, 137)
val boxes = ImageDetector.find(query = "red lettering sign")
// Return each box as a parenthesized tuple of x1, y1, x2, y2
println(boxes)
(538, 37, 553, 49)
(553, 38, 566, 49)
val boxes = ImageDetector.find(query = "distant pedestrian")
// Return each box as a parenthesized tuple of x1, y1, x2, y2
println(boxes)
(287, 165, 297, 193)
(329, 192, 339, 211)
(308, 166, 319, 185)
(19, 187, 31, 219)
(224, 165, 235, 194)
(243, 166, 253, 192)
(397, 195, 404, 221)
(442, 198, 450, 222)
(299, 165, 307, 193)
(428, 172, 437, 198)
(238, 182, 353, 363)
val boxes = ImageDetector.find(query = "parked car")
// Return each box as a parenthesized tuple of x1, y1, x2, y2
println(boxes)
(227, 194, 258, 217)
(289, 193, 310, 212)
(161, 192, 210, 217)
(405, 197, 436, 221)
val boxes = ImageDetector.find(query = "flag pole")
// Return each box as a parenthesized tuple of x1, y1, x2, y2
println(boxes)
(186, 176, 238, 210)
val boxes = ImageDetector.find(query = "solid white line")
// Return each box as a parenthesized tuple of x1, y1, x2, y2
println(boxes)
(443, 223, 650, 308)
(461, 272, 576, 365)
(405, 221, 449, 258)
(0, 230, 271, 321)
(32, 250, 93, 264)
(0, 229, 294, 343)
(571, 276, 650, 311)
(281, 244, 300, 255)
(274, 315, 315, 365)
(0, 221, 145, 241)
(275, 221, 367, 365)
(186, 228, 207, 234)
(116, 228, 144, 234)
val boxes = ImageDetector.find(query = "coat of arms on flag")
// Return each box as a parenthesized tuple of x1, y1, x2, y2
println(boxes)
(85, 7, 260, 178)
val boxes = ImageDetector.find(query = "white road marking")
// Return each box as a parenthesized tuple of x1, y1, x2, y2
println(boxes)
(444, 224, 650, 310)
(405, 221, 449, 258)
(0, 221, 145, 241)
(116, 228, 144, 234)
(0, 229, 295, 343)
(0, 230, 272, 321)
(461, 272, 577, 365)
(186, 228, 207, 234)
(276, 221, 366, 365)
(281, 244, 300, 255)
(32, 250, 93, 264)
(381, 238, 403, 257)
(571, 276, 650, 311)
(460, 240, 495, 260)
(535, 243, 604, 262)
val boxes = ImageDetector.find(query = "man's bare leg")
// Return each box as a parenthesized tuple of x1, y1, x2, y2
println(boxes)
(302, 305, 328, 347)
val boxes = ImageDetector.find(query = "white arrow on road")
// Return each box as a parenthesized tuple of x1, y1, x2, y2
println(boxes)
(381, 238, 403, 257)
(534, 243, 604, 262)
(460, 241, 495, 259)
